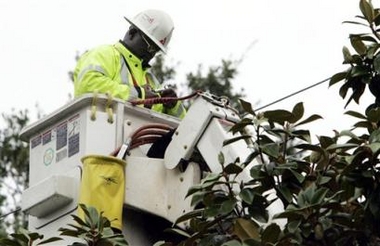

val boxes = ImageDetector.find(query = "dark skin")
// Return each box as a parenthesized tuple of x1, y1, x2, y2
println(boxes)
(122, 26, 178, 107)
(122, 26, 158, 66)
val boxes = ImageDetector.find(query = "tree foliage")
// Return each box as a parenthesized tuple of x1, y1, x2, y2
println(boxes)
(0, 110, 30, 236)
(185, 59, 246, 111)
(4, 1, 380, 245)
(153, 1, 380, 245)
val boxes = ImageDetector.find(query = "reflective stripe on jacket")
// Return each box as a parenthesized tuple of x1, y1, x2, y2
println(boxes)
(73, 41, 185, 118)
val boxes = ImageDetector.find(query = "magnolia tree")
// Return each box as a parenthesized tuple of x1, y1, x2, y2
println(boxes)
(156, 1, 380, 245)
(3, 0, 380, 245)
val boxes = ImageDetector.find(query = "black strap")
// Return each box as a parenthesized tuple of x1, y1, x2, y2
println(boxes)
(120, 54, 142, 99)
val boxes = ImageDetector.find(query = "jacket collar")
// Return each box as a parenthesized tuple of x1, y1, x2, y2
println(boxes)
(115, 41, 151, 69)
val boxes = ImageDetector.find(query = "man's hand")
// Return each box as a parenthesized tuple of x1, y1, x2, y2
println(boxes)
(159, 88, 178, 109)
(142, 84, 159, 99)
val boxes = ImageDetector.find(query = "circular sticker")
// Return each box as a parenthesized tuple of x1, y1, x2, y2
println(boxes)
(43, 148, 54, 166)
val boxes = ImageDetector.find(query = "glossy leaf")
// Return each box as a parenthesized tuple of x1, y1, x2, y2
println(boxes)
(342, 46, 353, 64)
(369, 129, 380, 143)
(223, 135, 252, 147)
(224, 164, 243, 174)
(261, 223, 280, 244)
(221, 199, 237, 215)
(291, 102, 304, 123)
(350, 35, 367, 55)
(234, 218, 260, 240)
(374, 55, 380, 73)
(359, 0, 374, 22)
(329, 71, 348, 86)
(174, 209, 203, 225)
(294, 114, 323, 128)
(261, 143, 280, 158)
(367, 107, 380, 122)
(37, 237, 63, 245)
(263, 109, 294, 124)
(240, 99, 255, 115)
(240, 188, 255, 204)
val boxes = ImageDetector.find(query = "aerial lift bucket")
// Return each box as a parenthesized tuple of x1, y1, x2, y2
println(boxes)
(78, 154, 126, 230)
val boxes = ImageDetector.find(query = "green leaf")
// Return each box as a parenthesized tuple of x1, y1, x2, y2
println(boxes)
(261, 223, 280, 243)
(374, 55, 380, 73)
(239, 99, 256, 115)
(342, 46, 353, 64)
(224, 163, 243, 174)
(367, 107, 380, 122)
(351, 65, 368, 77)
(174, 209, 203, 225)
(344, 110, 367, 119)
(230, 118, 253, 134)
(219, 152, 225, 165)
(311, 187, 328, 205)
(70, 214, 88, 227)
(294, 114, 323, 127)
(203, 172, 222, 183)
(359, 0, 374, 22)
(291, 102, 304, 123)
(240, 188, 255, 204)
(342, 20, 369, 27)
(27, 232, 44, 241)
(295, 143, 325, 153)
(368, 142, 380, 153)
(222, 240, 242, 246)
(221, 199, 237, 214)
(350, 35, 368, 55)
(339, 79, 350, 99)
(37, 237, 63, 245)
(318, 176, 332, 185)
(223, 135, 252, 146)
(234, 218, 260, 240)
(263, 109, 294, 124)
(9, 233, 28, 243)
(287, 220, 301, 233)
(0, 239, 22, 246)
(261, 143, 280, 158)
(329, 72, 348, 87)
(326, 143, 359, 151)
(276, 186, 293, 203)
(369, 129, 380, 143)
(289, 169, 305, 183)
(190, 191, 207, 206)
(164, 228, 191, 238)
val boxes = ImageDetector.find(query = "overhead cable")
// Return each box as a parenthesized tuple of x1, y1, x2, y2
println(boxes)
(254, 77, 331, 111)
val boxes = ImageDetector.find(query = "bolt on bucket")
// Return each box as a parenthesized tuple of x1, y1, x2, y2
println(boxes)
(78, 154, 126, 230)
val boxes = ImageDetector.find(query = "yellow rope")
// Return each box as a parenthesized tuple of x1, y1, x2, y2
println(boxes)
(90, 91, 98, 121)
(106, 92, 114, 124)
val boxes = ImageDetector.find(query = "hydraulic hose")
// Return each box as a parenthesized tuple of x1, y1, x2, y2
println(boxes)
(129, 90, 202, 106)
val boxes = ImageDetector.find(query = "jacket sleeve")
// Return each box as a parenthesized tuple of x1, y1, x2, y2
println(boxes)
(73, 45, 132, 100)
(164, 101, 187, 119)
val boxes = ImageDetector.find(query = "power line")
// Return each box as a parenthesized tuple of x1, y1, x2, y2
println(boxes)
(0, 207, 21, 220)
(254, 77, 331, 111)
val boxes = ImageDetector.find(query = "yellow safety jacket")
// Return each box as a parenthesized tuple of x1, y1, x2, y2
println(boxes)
(74, 41, 185, 118)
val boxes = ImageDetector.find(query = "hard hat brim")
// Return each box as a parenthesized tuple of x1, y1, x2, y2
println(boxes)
(124, 16, 167, 54)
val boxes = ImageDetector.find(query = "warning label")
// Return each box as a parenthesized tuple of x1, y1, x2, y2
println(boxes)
(31, 135, 41, 149)
(42, 130, 52, 145)
(56, 122, 68, 151)
(68, 114, 80, 157)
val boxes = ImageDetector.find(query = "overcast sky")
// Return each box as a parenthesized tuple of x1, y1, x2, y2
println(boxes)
(0, 0, 375, 137)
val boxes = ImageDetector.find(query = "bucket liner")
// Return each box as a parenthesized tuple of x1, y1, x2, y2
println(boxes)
(78, 154, 126, 230)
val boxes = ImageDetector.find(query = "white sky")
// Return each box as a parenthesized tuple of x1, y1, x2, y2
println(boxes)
(0, 0, 376, 138)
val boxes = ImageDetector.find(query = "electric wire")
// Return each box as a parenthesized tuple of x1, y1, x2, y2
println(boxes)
(0, 207, 21, 220)
(254, 77, 331, 111)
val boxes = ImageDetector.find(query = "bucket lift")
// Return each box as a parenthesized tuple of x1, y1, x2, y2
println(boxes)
(19, 92, 253, 245)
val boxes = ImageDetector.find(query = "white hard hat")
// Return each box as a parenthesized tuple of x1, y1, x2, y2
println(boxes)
(124, 9, 174, 53)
